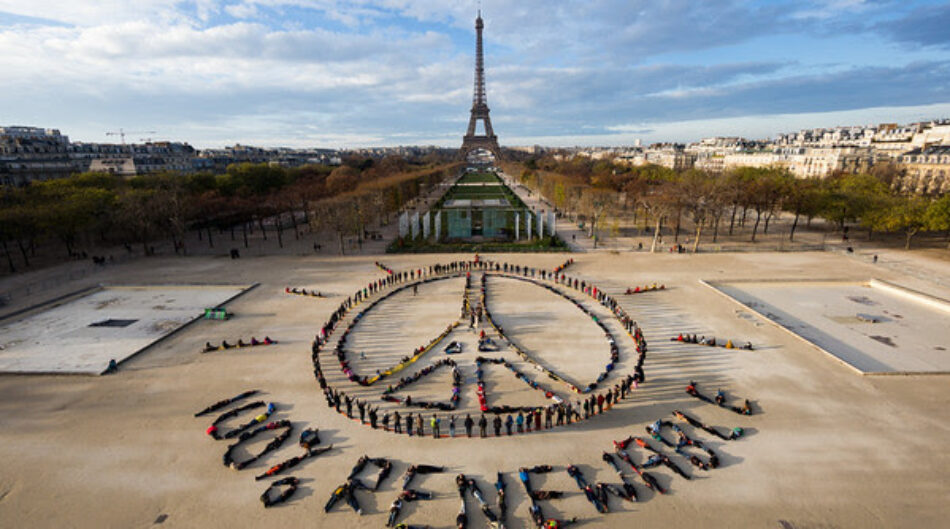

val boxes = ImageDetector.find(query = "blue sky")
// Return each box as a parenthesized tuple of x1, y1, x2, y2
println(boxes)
(1, 0, 949, 148)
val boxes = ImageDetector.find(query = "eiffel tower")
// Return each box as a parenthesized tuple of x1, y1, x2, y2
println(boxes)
(460, 10, 501, 161)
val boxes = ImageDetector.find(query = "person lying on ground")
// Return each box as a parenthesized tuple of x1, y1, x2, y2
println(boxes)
(298, 428, 320, 451)
(733, 399, 753, 415)
(254, 444, 333, 480)
(455, 498, 467, 529)
(467, 478, 487, 506)
(348, 455, 370, 480)
(344, 478, 370, 515)
(375, 459, 393, 490)
(495, 472, 507, 520)
(595, 483, 610, 510)
(260, 476, 299, 508)
(528, 503, 544, 528)
(602, 452, 623, 474)
(566, 465, 588, 489)
(325, 483, 348, 512)
(525, 465, 553, 474)
(660, 455, 691, 480)
(531, 490, 564, 500)
(545, 516, 579, 528)
(582, 484, 607, 513)
(386, 498, 404, 527)
(400, 489, 433, 501)
(642, 454, 664, 468)
(615, 449, 665, 494)
(195, 389, 258, 416)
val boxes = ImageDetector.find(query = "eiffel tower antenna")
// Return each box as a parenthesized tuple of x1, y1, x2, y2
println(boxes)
(460, 7, 501, 162)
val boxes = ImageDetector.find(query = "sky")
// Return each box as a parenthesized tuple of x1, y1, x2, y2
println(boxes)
(1, 0, 949, 149)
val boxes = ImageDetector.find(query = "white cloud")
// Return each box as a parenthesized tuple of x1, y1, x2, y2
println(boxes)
(0, 0, 947, 148)
(224, 2, 260, 19)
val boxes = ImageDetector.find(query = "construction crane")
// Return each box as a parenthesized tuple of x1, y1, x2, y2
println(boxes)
(105, 128, 156, 144)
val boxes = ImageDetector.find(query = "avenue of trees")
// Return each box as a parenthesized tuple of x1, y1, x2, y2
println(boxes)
(0, 156, 458, 273)
(508, 157, 950, 252)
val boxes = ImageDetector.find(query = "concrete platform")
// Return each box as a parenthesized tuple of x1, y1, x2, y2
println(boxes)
(0, 285, 252, 374)
(710, 279, 950, 374)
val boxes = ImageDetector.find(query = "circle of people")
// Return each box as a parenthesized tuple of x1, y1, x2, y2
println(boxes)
(310, 257, 651, 439)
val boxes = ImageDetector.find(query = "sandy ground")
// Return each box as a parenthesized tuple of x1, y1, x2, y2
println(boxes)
(0, 251, 949, 529)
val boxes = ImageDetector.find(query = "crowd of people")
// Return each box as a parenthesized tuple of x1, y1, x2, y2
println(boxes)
(383, 464, 443, 526)
(474, 356, 561, 413)
(480, 271, 641, 395)
(307, 257, 652, 441)
(285, 287, 323, 297)
(324, 456, 395, 516)
(673, 409, 745, 441)
(551, 258, 574, 277)
(222, 419, 293, 471)
(517, 465, 578, 528)
(672, 333, 754, 350)
(381, 358, 461, 411)
(624, 283, 665, 295)
(202, 336, 276, 353)
(686, 381, 755, 415)
(205, 400, 275, 440)
(194, 389, 259, 417)
(375, 261, 394, 275)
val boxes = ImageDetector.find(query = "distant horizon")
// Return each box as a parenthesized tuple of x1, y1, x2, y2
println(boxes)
(2, 2, 949, 149)
(10, 103, 950, 152)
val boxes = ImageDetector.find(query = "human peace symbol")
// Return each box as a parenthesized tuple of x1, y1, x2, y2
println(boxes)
(310, 257, 648, 438)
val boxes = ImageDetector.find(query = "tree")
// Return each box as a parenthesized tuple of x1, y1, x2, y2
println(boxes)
(746, 168, 787, 242)
(926, 193, 950, 249)
(638, 179, 678, 253)
(783, 178, 824, 241)
(820, 173, 890, 232)
(881, 196, 930, 250)
(577, 188, 614, 248)
(678, 169, 716, 252)
(34, 181, 116, 256)
(723, 168, 755, 235)
(116, 188, 163, 255)
(326, 166, 360, 195)
(553, 182, 567, 210)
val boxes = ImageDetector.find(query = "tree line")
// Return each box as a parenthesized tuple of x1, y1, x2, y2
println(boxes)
(0, 156, 459, 273)
(506, 157, 950, 252)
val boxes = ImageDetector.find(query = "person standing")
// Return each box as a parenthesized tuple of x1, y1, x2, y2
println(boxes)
(493, 415, 502, 436)
(449, 415, 457, 438)
(478, 415, 488, 438)
(405, 413, 413, 436)
(416, 414, 424, 437)
(431, 415, 440, 439)
(464, 414, 474, 438)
